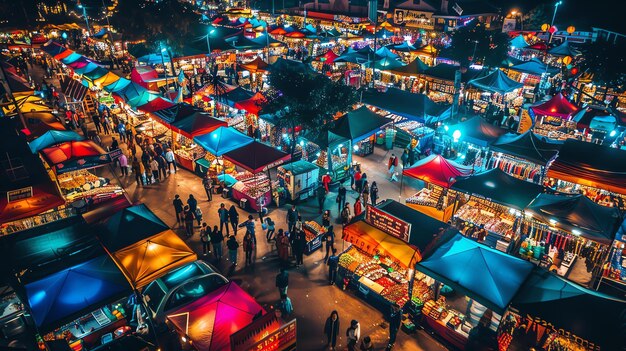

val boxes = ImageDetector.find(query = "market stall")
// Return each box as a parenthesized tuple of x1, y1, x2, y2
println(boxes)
(166, 282, 265, 351)
(467, 69, 524, 115)
(276, 160, 319, 202)
(223, 141, 291, 211)
(508, 58, 560, 98)
(330, 106, 392, 158)
(192, 126, 254, 178)
(524, 194, 619, 287)
(488, 131, 561, 184)
(450, 168, 545, 249)
(302, 129, 350, 182)
(499, 267, 626, 351)
(420, 64, 483, 104)
(402, 155, 472, 222)
(529, 93, 580, 140)
(338, 200, 453, 312)
(443, 117, 508, 167)
(416, 234, 534, 350)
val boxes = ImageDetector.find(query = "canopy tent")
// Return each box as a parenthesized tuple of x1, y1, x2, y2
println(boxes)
(402, 154, 473, 188)
(137, 52, 172, 65)
(97, 204, 170, 252)
(335, 46, 375, 64)
(362, 57, 407, 70)
(375, 46, 400, 60)
(223, 141, 290, 173)
(170, 111, 227, 139)
(509, 35, 529, 49)
(251, 34, 283, 48)
(113, 81, 148, 104)
(54, 49, 75, 60)
(269, 58, 316, 73)
(60, 76, 88, 101)
(152, 103, 200, 124)
(222, 86, 254, 107)
(386, 41, 418, 52)
(233, 92, 266, 115)
(81, 66, 110, 82)
(41, 41, 68, 57)
(501, 56, 526, 67)
(226, 34, 267, 50)
(135, 95, 176, 113)
(301, 129, 348, 150)
(29, 130, 85, 153)
(548, 41, 582, 57)
(238, 57, 270, 73)
(361, 88, 452, 124)
(490, 131, 561, 166)
(546, 139, 626, 195)
(103, 77, 131, 93)
(196, 81, 237, 97)
(468, 69, 523, 95)
(130, 66, 160, 88)
(315, 49, 340, 65)
(422, 64, 483, 82)
(60, 52, 83, 65)
(510, 58, 559, 76)
(526, 194, 621, 244)
(386, 57, 429, 77)
(4, 71, 33, 93)
(446, 117, 508, 146)
(451, 168, 545, 210)
(530, 93, 580, 119)
(22, 111, 66, 137)
(167, 282, 264, 351)
(111, 230, 197, 288)
(330, 106, 391, 142)
(25, 255, 132, 331)
(41, 140, 111, 174)
(417, 234, 534, 314)
(510, 268, 626, 350)
(93, 71, 120, 87)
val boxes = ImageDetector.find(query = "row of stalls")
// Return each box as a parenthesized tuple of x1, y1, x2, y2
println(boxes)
(337, 200, 626, 351)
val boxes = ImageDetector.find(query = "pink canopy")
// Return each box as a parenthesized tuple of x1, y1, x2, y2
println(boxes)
(403, 154, 473, 188)
(530, 93, 580, 119)
(167, 282, 264, 351)
(131, 66, 159, 88)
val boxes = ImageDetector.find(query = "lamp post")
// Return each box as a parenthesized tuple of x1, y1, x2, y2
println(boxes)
(549, 1, 563, 43)
(77, 4, 91, 36)
(160, 43, 171, 91)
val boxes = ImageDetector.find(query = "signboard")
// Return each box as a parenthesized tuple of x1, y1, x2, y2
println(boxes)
(502, 18, 516, 32)
(365, 205, 411, 242)
(108, 148, 123, 160)
(7, 186, 33, 203)
(55, 154, 113, 174)
(246, 319, 297, 351)
(393, 9, 434, 30)
(517, 109, 533, 133)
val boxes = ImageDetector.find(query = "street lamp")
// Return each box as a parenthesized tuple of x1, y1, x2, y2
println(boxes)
(206, 28, 216, 54)
(77, 4, 91, 36)
(549, 1, 563, 43)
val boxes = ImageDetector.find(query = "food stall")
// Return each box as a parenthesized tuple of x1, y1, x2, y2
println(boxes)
(416, 234, 534, 350)
(450, 168, 545, 250)
(303, 130, 350, 182)
(303, 220, 326, 254)
(443, 117, 508, 167)
(277, 160, 320, 201)
(223, 141, 291, 211)
(192, 126, 254, 178)
(466, 69, 524, 115)
(329, 106, 392, 159)
(402, 154, 472, 222)
(529, 93, 580, 140)
(507, 58, 560, 99)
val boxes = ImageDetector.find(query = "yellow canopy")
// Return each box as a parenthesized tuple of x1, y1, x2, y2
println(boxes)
(93, 71, 120, 87)
(112, 230, 197, 288)
(343, 221, 419, 267)
(3, 96, 51, 115)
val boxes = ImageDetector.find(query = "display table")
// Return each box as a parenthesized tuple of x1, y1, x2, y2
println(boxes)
(303, 221, 325, 254)
(423, 314, 469, 350)
(175, 152, 196, 171)
(232, 188, 271, 212)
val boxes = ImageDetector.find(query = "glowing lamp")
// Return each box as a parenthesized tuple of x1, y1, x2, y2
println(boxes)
(541, 23, 550, 31)
(562, 56, 572, 65)
(452, 130, 461, 141)
(566, 26, 575, 34)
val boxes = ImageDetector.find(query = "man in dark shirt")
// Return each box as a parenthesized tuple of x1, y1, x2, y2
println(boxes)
(173, 194, 184, 225)
(327, 248, 339, 285)
(337, 185, 347, 214)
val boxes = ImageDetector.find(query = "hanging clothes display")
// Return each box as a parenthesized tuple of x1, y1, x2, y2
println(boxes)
(488, 156, 542, 183)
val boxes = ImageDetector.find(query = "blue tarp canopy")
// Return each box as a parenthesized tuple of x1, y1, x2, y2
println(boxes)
(386, 41, 418, 52)
(25, 255, 132, 331)
(490, 131, 561, 166)
(330, 106, 391, 142)
(509, 35, 529, 49)
(468, 69, 523, 95)
(548, 41, 582, 57)
(510, 268, 626, 350)
(60, 52, 83, 64)
(29, 130, 84, 153)
(445, 117, 507, 146)
(137, 52, 172, 65)
(510, 58, 559, 76)
(362, 57, 406, 70)
(193, 126, 254, 156)
(375, 46, 399, 60)
(97, 204, 170, 252)
(114, 82, 149, 104)
(103, 77, 131, 93)
(417, 234, 534, 313)
(386, 57, 429, 77)
(361, 88, 452, 124)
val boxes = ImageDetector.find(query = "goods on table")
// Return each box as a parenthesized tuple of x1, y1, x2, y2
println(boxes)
(57, 170, 122, 201)
(454, 201, 516, 237)
(389, 271, 408, 284)
(303, 221, 325, 243)
(375, 276, 395, 289)
(232, 173, 270, 198)
(381, 284, 409, 307)
(174, 145, 206, 161)
(406, 188, 437, 207)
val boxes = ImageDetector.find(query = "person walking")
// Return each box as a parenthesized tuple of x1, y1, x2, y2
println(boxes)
(341, 203, 352, 227)
(322, 210, 331, 227)
(164, 148, 177, 173)
(316, 185, 326, 214)
(348, 165, 356, 189)
(243, 231, 255, 265)
(293, 230, 306, 267)
(202, 174, 213, 201)
(226, 235, 239, 266)
(347, 320, 361, 351)
(92, 113, 102, 134)
(183, 206, 195, 237)
(264, 217, 275, 241)
(337, 184, 347, 214)
(200, 223, 210, 256)
(286, 205, 298, 233)
(401, 148, 409, 168)
(149, 158, 159, 183)
(218, 203, 230, 235)
(239, 215, 257, 244)
(210, 225, 224, 260)
(323, 226, 335, 263)
(275, 268, 289, 296)
(321, 173, 332, 193)
(228, 205, 239, 235)
(361, 180, 369, 204)
(324, 311, 340, 351)
(328, 248, 339, 285)
(388, 154, 399, 181)
(386, 304, 403, 350)
(156, 153, 167, 180)
(277, 230, 290, 266)
(131, 158, 144, 186)
(187, 195, 198, 216)
(370, 181, 379, 205)
(354, 168, 363, 193)
(173, 195, 184, 225)
(119, 152, 128, 176)
(354, 198, 363, 217)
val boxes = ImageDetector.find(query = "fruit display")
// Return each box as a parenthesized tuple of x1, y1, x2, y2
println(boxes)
(412, 279, 434, 303)
(232, 173, 271, 198)
(339, 253, 356, 269)
(381, 284, 409, 307)
(57, 170, 122, 201)
(355, 262, 381, 276)
(362, 267, 387, 281)
(375, 277, 395, 289)
(303, 221, 325, 242)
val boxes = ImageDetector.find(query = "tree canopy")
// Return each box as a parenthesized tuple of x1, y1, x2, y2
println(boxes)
(446, 23, 510, 68)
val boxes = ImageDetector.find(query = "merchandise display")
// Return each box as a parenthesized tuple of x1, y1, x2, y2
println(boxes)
(56, 169, 123, 203)
(488, 156, 542, 183)
(303, 221, 325, 253)
(231, 172, 272, 211)
(422, 298, 471, 337)
(406, 188, 443, 208)
(454, 200, 517, 239)
(0, 207, 75, 236)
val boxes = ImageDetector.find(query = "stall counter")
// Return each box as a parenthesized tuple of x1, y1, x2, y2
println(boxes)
(232, 188, 271, 212)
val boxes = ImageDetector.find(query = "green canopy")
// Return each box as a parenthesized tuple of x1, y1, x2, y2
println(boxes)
(331, 106, 391, 142)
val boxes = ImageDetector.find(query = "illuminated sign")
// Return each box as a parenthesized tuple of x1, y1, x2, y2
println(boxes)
(7, 186, 33, 203)
(365, 205, 411, 242)
(247, 319, 296, 351)
(393, 10, 434, 30)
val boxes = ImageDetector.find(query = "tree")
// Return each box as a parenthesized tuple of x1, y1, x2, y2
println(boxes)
(446, 23, 510, 68)
(262, 64, 358, 157)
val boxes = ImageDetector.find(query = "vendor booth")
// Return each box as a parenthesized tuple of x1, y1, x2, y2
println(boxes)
(529, 93, 580, 140)
(166, 282, 265, 351)
(488, 131, 561, 184)
(450, 168, 545, 249)
(443, 117, 508, 168)
(276, 160, 320, 202)
(508, 58, 560, 98)
(223, 141, 291, 211)
(338, 200, 453, 312)
(416, 233, 534, 350)
(499, 267, 626, 351)
(420, 64, 483, 104)
(467, 69, 524, 115)
(302, 129, 350, 182)
(192, 126, 254, 178)
(524, 194, 620, 287)
(330, 106, 392, 158)
(96, 204, 169, 252)
(403, 154, 472, 222)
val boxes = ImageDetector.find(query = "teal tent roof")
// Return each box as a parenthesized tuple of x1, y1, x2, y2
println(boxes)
(386, 41, 418, 52)
(114, 82, 149, 104)
(29, 130, 84, 153)
(331, 106, 391, 142)
(126, 90, 163, 108)
(510, 58, 559, 75)
(137, 52, 172, 65)
(279, 160, 319, 175)
(509, 35, 529, 49)
(97, 204, 169, 252)
(81, 66, 109, 80)
(375, 46, 399, 60)
(491, 131, 561, 166)
(72, 62, 100, 75)
(103, 77, 131, 93)
(361, 88, 451, 124)
(363, 57, 406, 70)
(193, 126, 253, 156)
(548, 41, 582, 57)
(446, 117, 507, 146)
(60, 52, 82, 64)
(468, 69, 523, 95)
(511, 268, 626, 350)
(417, 233, 534, 313)
(386, 57, 429, 76)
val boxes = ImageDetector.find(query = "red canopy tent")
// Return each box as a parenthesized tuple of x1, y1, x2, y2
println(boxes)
(167, 282, 264, 351)
(169, 112, 228, 139)
(224, 141, 291, 173)
(316, 49, 339, 64)
(403, 154, 473, 188)
(130, 66, 159, 88)
(41, 140, 111, 173)
(530, 93, 580, 119)
(136, 96, 176, 113)
(234, 92, 266, 115)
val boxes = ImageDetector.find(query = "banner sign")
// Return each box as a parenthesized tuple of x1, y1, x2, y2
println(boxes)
(55, 154, 112, 174)
(393, 9, 434, 29)
(365, 205, 411, 242)
(108, 148, 123, 160)
(246, 319, 297, 351)
(7, 187, 33, 203)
